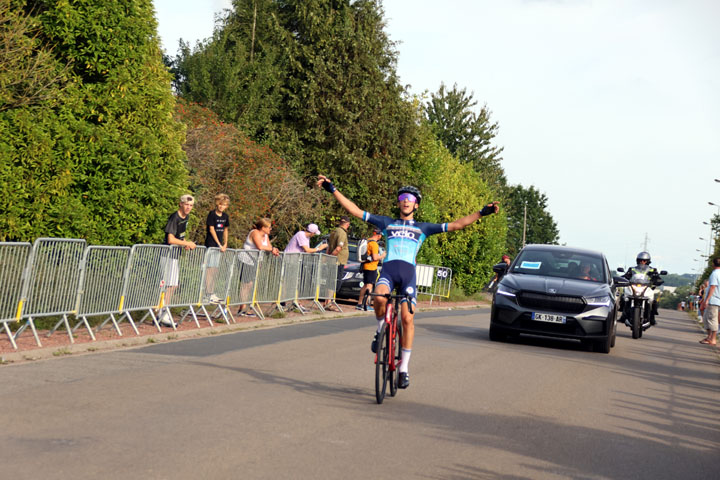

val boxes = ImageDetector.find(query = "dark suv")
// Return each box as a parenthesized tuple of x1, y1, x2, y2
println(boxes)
(490, 244, 626, 353)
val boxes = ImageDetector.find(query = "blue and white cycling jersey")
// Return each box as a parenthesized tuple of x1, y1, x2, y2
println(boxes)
(362, 212, 448, 265)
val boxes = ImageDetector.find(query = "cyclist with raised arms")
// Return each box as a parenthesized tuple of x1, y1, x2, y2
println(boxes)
(317, 175, 499, 389)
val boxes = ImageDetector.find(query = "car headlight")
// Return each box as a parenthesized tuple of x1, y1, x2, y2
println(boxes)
(586, 295, 612, 307)
(496, 284, 517, 297)
(342, 272, 354, 281)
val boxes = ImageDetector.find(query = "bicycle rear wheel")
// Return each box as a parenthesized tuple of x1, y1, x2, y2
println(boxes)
(375, 323, 389, 404)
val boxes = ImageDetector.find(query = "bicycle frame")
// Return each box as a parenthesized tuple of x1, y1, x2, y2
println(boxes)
(365, 291, 413, 403)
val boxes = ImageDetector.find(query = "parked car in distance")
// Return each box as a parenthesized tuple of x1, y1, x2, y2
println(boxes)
(317, 236, 384, 300)
(489, 244, 628, 353)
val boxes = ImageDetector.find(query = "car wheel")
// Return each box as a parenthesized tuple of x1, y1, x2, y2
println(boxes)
(593, 335, 612, 354)
(488, 324, 505, 342)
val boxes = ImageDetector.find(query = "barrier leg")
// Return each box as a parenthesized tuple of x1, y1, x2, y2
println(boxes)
(15, 317, 43, 347)
(96, 313, 123, 336)
(1, 322, 18, 350)
(124, 311, 140, 336)
(199, 305, 214, 327)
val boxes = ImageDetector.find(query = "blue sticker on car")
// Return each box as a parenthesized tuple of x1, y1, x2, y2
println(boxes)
(520, 261, 542, 269)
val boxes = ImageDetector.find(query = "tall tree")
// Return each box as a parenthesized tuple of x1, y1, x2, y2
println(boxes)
(504, 184, 559, 257)
(425, 83, 506, 193)
(172, 0, 285, 143)
(174, 0, 419, 215)
(0, 0, 187, 244)
(409, 125, 507, 294)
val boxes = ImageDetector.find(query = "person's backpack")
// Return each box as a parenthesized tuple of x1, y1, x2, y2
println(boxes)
(357, 239, 369, 263)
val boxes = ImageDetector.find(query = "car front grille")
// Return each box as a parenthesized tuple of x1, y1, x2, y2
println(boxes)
(517, 291, 586, 314)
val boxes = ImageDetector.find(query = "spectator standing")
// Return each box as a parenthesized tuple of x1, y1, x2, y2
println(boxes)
(356, 228, 385, 311)
(237, 218, 279, 316)
(161, 194, 197, 326)
(699, 258, 720, 346)
(204, 193, 230, 303)
(326, 216, 351, 309)
(284, 224, 328, 254)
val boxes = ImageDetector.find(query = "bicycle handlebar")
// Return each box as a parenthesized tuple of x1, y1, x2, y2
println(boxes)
(363, 291, 414, 315)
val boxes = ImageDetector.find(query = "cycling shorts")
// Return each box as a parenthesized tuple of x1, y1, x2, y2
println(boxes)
(377, 260, 417, 304)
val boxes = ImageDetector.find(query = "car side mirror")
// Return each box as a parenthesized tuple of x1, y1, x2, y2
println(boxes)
(613, 276, 630, 287)
(493, 263, 509, 275)
(659, 270, 667, 276)
(616, 267, 625, 273)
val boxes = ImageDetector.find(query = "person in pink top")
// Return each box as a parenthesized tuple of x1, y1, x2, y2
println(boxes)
(284, 224, 328, 253)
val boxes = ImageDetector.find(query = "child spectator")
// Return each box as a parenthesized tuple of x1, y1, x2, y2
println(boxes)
(204, 193, 230, 303)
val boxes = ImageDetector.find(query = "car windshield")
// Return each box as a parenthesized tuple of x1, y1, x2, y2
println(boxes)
(511, 249, 606, 283)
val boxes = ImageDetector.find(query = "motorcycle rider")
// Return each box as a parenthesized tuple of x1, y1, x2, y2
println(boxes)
(619, 251, 663, 325)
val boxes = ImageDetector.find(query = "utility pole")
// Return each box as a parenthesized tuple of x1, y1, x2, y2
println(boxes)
(522, 203, 527, 248)
(642, 233, 649, 251)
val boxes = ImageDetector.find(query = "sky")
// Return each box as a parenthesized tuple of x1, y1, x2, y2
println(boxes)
(153, 0, 720, 276)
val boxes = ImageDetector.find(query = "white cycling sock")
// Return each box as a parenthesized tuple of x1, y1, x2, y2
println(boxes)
(376, 316, 384, 333)
(399, 349, 411, 373)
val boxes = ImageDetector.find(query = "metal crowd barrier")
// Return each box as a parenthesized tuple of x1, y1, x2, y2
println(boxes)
(278, 253, 302, 312)
(195, 247, 237, 325)
(416, 263, 453, 304)
(253, 251, 284, 318)
(226, 249, 261, 319)
(0, 242, 32, 349)
(316, 254, 340, 311)
(16, 238, 87, 347)
(296, 253, 323, 312)
(0, 238, 451, 351)
(120, 244, 171, 333)
(76, 246, 131, 339)
(163, 246, 208, 329)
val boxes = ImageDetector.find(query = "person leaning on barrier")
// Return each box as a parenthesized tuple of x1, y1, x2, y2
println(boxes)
(204, 193, 230, 303)
(325, 216, 351, 310)
(284, 223, 328, 254)
(161, 194, 197, 326)
(237, 218, 279, 317)
(243, 217, 280, 256)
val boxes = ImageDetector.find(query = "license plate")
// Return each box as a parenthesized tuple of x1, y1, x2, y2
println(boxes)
(532, 312, 566, 324)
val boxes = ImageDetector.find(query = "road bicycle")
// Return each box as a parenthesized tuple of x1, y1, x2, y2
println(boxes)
(363, 291, 414, 404)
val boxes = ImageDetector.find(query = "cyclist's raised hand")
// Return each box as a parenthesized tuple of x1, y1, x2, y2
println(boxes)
(479, 201, 500, 217)
(317, 175, 336, 193)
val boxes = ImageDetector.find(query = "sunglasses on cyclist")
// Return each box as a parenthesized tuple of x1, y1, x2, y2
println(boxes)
(398, 193, 417, 203)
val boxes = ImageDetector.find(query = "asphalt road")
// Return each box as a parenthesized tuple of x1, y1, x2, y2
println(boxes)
(1, 307, 718, 479)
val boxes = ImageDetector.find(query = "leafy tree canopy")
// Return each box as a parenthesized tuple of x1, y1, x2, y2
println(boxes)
(0, 0, 187, 244)
(408, 125, 507, 294)
(504, 184, 559, 257)
(173, 0, 419, 214)
(425, 82, 506, 193)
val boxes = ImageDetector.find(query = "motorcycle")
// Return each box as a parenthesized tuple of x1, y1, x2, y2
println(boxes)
(617, 266, 666, 339)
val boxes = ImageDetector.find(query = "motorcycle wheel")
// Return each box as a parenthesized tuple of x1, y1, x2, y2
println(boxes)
(631, 307, 641, 339)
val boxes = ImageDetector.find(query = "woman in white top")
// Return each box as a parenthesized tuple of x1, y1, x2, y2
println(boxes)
(237, 218, 279, 317)
(244, 217, 280, 256)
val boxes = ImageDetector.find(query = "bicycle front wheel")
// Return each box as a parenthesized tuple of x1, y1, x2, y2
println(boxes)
(389, 313, 402, 397)
(375, 323, 389, 404)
